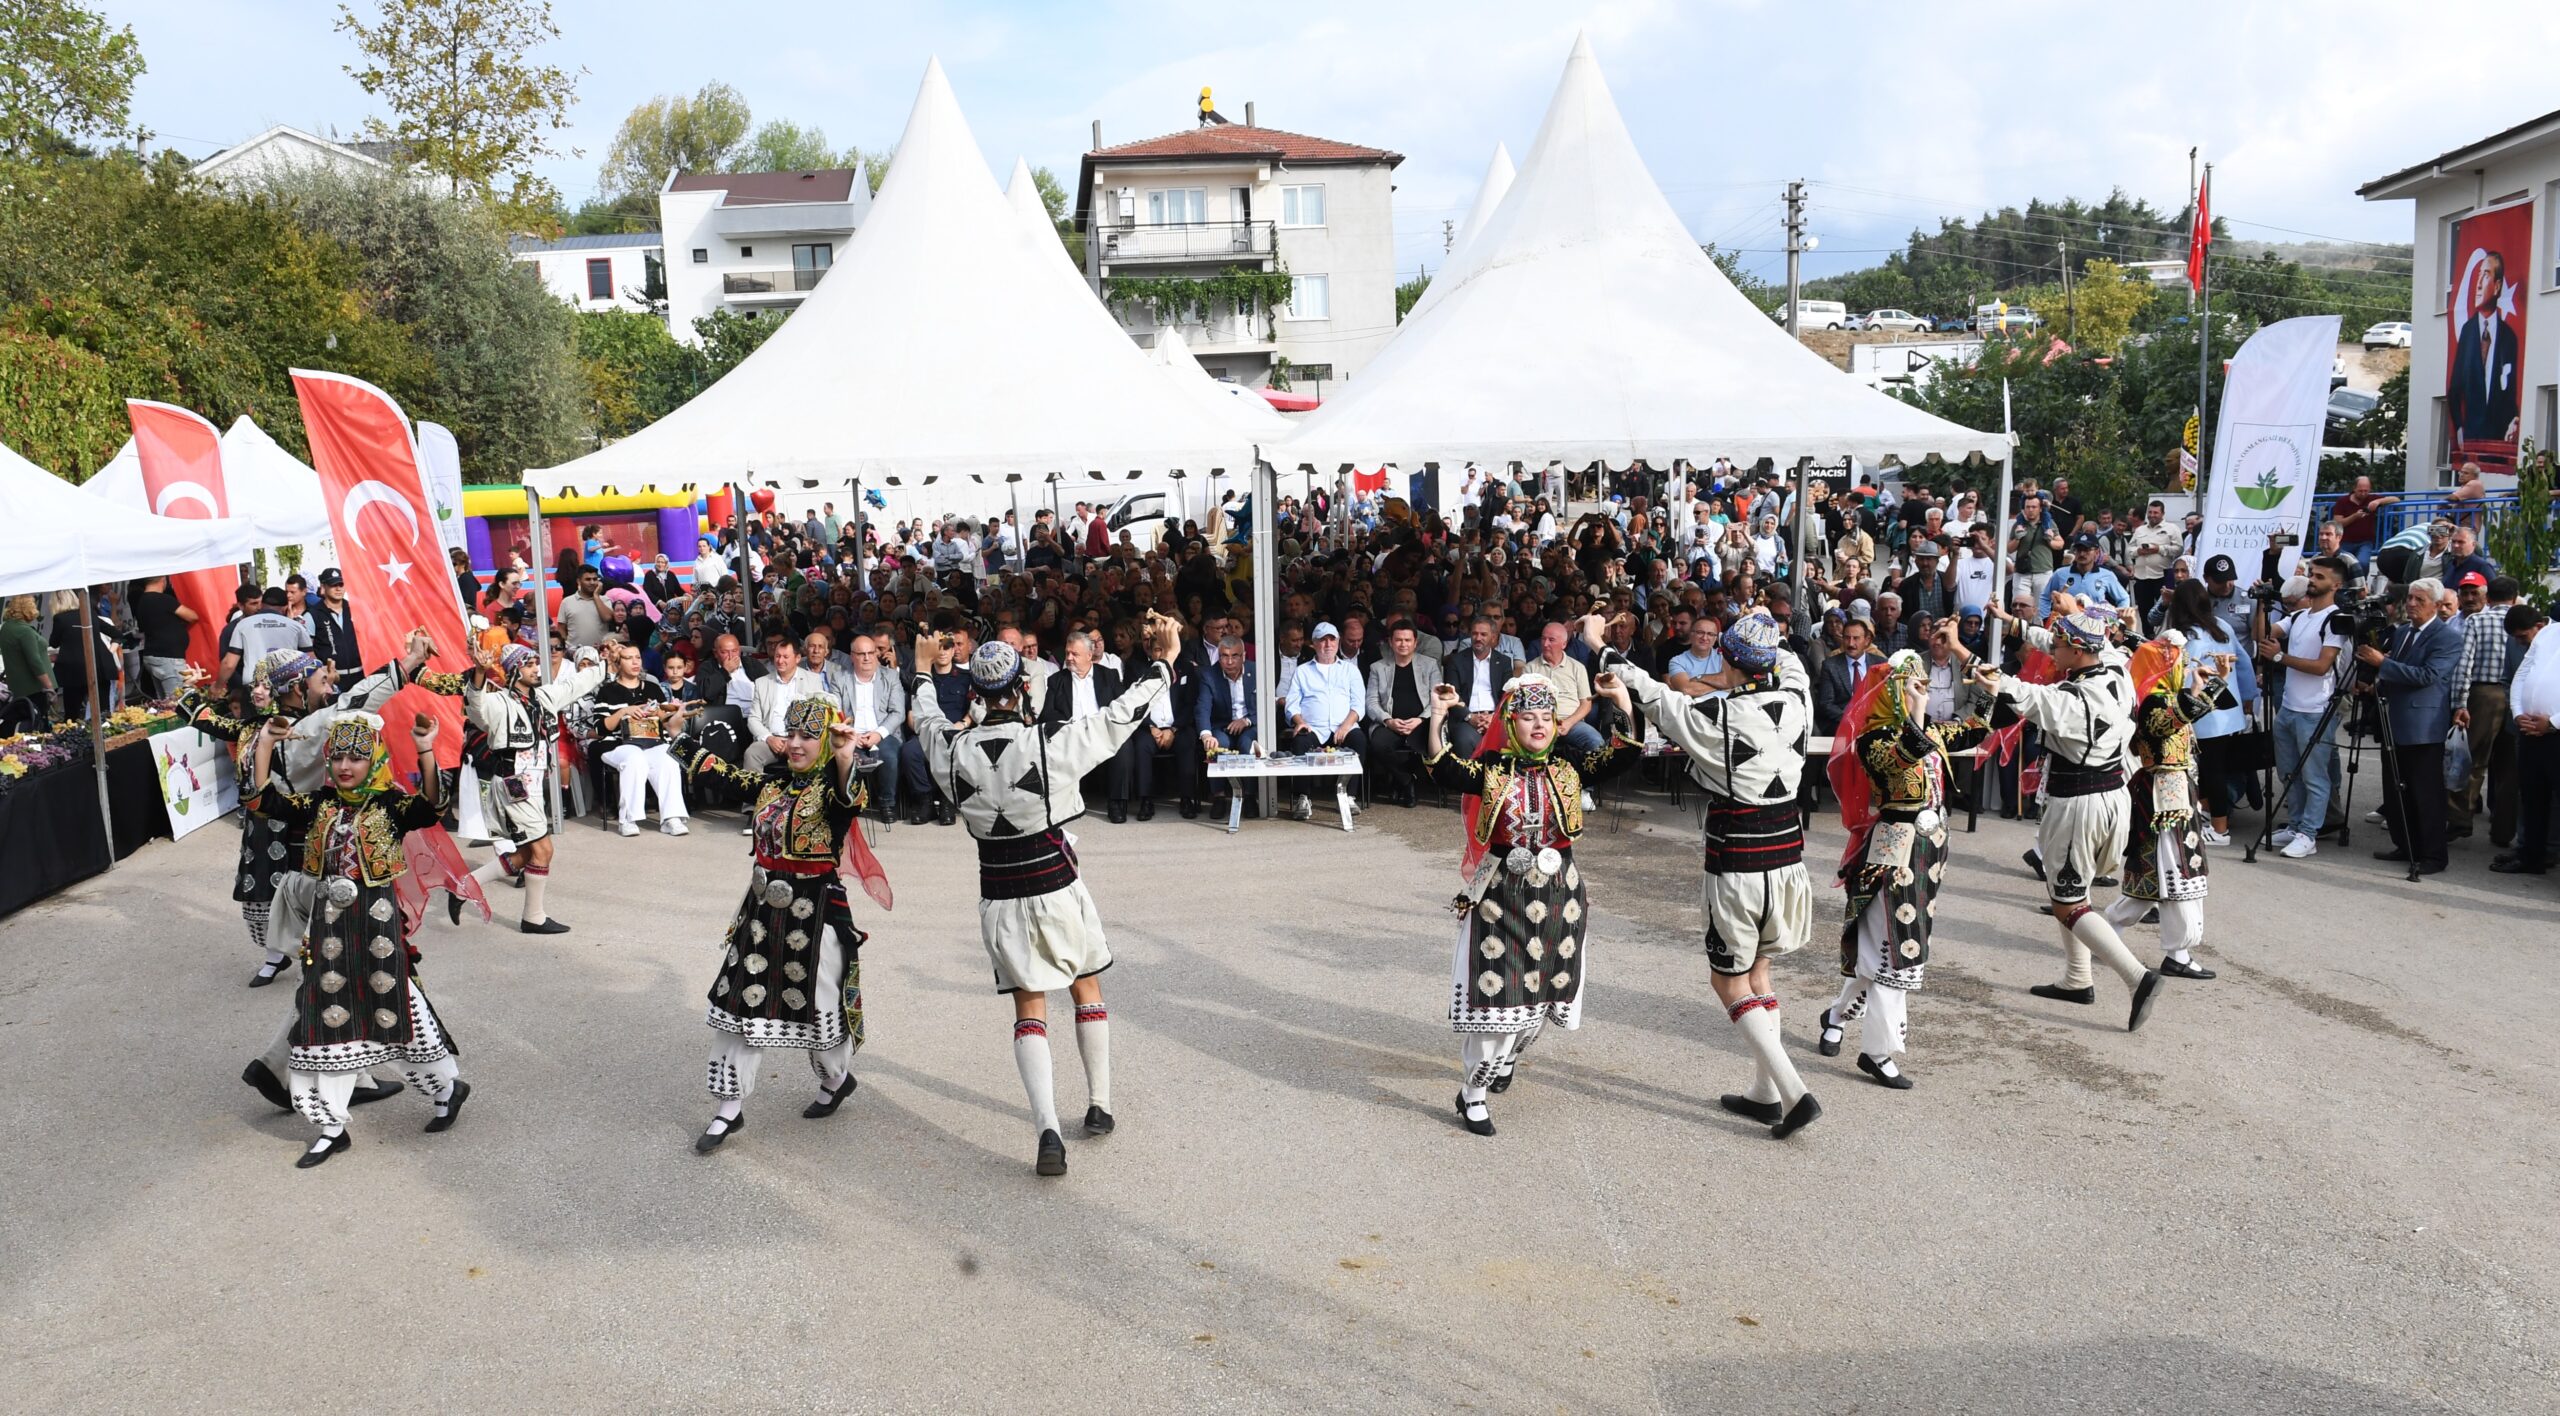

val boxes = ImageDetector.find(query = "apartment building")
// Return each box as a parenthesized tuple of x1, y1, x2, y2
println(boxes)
(510, 232, 665, 315)
(659, 169, 873, 344)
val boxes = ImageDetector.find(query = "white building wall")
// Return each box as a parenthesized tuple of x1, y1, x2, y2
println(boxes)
(190, 128, 386, 188)
(660, 190, 727, 342)
(2399, 153, 2560, 490)
(516, 246, 660, 314)
(1267, 164, 1397, 391)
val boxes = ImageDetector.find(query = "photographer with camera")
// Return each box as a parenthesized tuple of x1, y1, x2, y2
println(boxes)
(2358, 578, 2462, 875)
(2253, 553, 2356, 859)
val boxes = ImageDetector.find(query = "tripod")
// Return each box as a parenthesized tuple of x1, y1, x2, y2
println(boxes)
(2360, 683, 2425, 884)
(2244, 649, 2362, 863)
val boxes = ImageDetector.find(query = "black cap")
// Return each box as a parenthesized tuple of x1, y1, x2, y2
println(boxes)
(2204, 554, 2237, 582)
(2070, 531, 2100, 550)
(259, 585, 288, 608)
(317, 567, 344, 587)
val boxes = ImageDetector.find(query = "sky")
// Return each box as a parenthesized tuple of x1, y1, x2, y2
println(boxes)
(102, 0, 2560, 293)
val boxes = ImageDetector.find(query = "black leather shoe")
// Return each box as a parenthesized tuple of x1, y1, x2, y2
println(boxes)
(2030, 983, 2098, 1005)
(937, 801, 956, 826)
(2374, 848, 2411, 862)
(294, 1132, 350, 1169)
(803, 1071, 857, 1119)
(1454, 1093, 1495, 1137)
(1770, 1093, 1822, 1139)
(2158, 957, 2216, 980)
(422, 1079, 471, 1133)
(1857, 1053, 1914, 1090)
(1135, 798, 1155, 822)
(1718, 1094, 1783, 1125)
(1815, 1006, 1843, 1058)
(351, 1077, 404, 1106)
(1036, 1128, 1069, 1174)
(1179, 798, 1199, 820)
(1083, 1104, 1115, 1136)
(1489, 1060, 1518, 1094)
(2021, 849, 2045, 882)
(1398, 781, 1417, 808)
(248, 956, 289, 988)
(2127, 970, 2163, 1032)
(2490, 856, 2548, 874)
(2415, 860, 2446, 876)
(694, 1111, 745, 1154)
(1107, 801, 1128, 824)
(447, 892, 463, 926)
(520, 917, 571, 935)
(241, 1059, 293, 1111)
(2093, 875, 2118, 889)
(2140, 906, 2160, 924)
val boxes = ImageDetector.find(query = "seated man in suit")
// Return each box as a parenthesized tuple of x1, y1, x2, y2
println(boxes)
(1042, 630, 1149, 822)
(1814, 614, 1885, 737)
(1441, 614, 1515, 758)
(2361, 578, 2464, 874)
(1191, 635, 1257, 816)
(1362, 619, 1442, 807)
(833, 633, 909, 821)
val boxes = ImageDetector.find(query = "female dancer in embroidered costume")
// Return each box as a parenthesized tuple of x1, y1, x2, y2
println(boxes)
(242, 710, 470, 1168)
(1424, 672, 1638, 1135)
(2103, 629, 2232, 981)
(1821, 625, 1988, 1089)
(682, 697, 892, 1153)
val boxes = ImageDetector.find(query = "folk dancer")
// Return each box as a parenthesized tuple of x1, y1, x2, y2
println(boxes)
(1972, 608, 2167, 1030)
(1425, 671, 1639, 1136)
(242, 709, 470, 1168)
(681, 698, 893, 1153)
(1820, 626, 1989, 1089)
(433, 643, 607, 934)
(1584, 611, 1824, 1140)
(909, 617, 1180, 1177)
(176, 652, 350, 989)
(2101, 629, 2233, 981)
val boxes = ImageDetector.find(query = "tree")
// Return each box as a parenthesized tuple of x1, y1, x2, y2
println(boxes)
(2485, 443, 2560, 609)
(265, 160, 584, 479)
(1029, 164, 1083, 267)
(0, 0, 145, 159)
(691, 306, 786, 385)
(336, 0, 583, 204)
(1702, 243, 1780, 315)
(1998, 258, 2156, 351)
(564, 191, 656, 235)
(738, 118, 856, 173)
(1396, 271, 1429, 322)
(574, 308, 698, 440)
(598, 82, 749, 200)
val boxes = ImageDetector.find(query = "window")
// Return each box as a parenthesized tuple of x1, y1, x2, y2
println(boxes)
(1292, 363, 1334, 382)
(2430, 394, 2451, 475)
(738, 245, 754, 258)
(792, 242, 832, 270)
(1280, 184, 1325, 227)
(1285, 274, 1330, 321)
(2539, 385, 2557, 455)
(691, 248, 708, 264)
(1146, 188, 1206, 226)
(585, 258, 613, 300)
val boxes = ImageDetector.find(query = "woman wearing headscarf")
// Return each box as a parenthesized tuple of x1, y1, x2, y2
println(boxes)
(681, 697, 891, 1154)
(1821, 623, 1990, 1089)
(1424, 669, 1638, 1136)
(242, 708, 467, 1168)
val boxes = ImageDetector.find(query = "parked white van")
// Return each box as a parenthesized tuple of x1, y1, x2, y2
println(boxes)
(1771, 300, 1850, 331)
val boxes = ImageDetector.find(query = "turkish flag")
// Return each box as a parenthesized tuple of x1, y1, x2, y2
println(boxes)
(291, 370, 469, 782)
(2186, 170, 2211, 294)
(126, 401, 241, 674)
(1352, 467, 1388, 494)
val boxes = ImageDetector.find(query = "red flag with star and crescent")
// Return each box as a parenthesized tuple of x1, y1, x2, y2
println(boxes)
(125, 400, 240, 674)
(2185, 169, 2211, 294)
(291, 369, 469, 783)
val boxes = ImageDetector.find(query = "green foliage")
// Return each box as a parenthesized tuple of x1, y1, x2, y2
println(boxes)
(599, 82, 750, 199)
(1396, 271, 1429, 322)
(264, 160, 582, 479)
(740, 118, 857, 174)
(1996, 258, 2156, 351)
(0, 328, 119, 476)
(564, 191, 656, 235)
(690, 306, 786, 384)
(0, 0, 144, 159)
(1101, 266, 1295, 338)
(861, 150, 890, 195)
(1029, 164, 1083, 267)
(573, 308, 695, 439)
(2485, 443, 2560, 606)
(336, 0, 583, 204)
(1702, 242, 1779, 314)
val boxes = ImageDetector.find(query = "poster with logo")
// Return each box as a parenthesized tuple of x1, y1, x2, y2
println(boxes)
(2199, 315, 2341, 581)
(2447, 202, 2531, 476)
(154, 726, 238, 839)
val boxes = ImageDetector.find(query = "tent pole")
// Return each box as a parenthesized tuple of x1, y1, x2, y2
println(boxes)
(1791, 457, 1813, 611)
(1009, 480, 1024, 573)
(79, 587, 113, 873)
(1986, 381, 2017, 669)
(1250, 451, 1279, 818)
(524, 487, 563, 834)
(850, 477, 866, 584)
(732, 483, 753, 654)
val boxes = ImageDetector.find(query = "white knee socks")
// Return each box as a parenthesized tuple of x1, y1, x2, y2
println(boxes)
(1073, 1002, 1111, 1112)
(1729, 996, 1808, 1107)
(2067, 908, 2147, 987)
(521, 865, 549, 926)
(1459, 1033, 1504, 1104)
(1014, 1018, 1061, 1136)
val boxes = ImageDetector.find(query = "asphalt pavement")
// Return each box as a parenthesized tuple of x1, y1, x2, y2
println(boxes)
(2, 783, 2551, 1414)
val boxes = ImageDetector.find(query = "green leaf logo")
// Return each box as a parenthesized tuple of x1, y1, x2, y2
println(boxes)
(174, 798, 190, 815)
(2233, 469, 2291, 512)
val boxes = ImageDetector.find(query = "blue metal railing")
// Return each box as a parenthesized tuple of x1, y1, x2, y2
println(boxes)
(2307, 489, 2521, 544)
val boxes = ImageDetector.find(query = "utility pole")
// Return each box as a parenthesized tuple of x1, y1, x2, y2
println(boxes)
(1782, 179, 1806, 336)
(2061, 237, 2076, 341)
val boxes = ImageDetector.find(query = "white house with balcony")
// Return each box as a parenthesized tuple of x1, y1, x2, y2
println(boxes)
(1076, 101, 1401, 396)
(510, 232, 665, 315)
(660, 168, 871, 344)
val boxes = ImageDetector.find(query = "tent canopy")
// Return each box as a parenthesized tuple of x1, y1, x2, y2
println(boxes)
(85, 414, 335, 553)
(1277, 35, 2011, 473)
(528, 59, 1249, 495)
(1149, 327, 1292, 434)
(0, 440, 255, 598)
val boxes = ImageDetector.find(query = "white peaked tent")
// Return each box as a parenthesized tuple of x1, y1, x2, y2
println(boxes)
(528, 60, 1249, 494)
(1279, 35, 2011, 473)
(1002, 157, 1068, 260)
(1445, 143, 1515, 264)
(0, 439, 255, 597)
(85, 415, 336, 560)
(1149, 326, 1291, 435)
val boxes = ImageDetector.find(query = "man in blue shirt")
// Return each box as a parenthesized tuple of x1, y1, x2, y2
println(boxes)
(2039, 532, 2130, 617)
(1282, 621, 1367, 824)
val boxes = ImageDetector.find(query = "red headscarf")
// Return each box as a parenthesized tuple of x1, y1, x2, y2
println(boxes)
(1456, 677, 1557, 880)
(1827, 659, 1899, 878)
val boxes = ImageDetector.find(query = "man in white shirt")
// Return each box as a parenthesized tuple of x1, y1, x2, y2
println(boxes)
(1951, 525, 1999, 619)
(745, 636, 835, 785)
(1442, 615, 1515, 756)
(836, 633, 911, 821)
(1282, 622, 1366, 823)
(2124, 499, 2186, 625)
(2495, 606, 2557, 873)
(2254, 555, 2354, 857)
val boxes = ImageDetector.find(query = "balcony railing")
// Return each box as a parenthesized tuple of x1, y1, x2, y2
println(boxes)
(1097, 220, 1275, 266)
(723, 266, 828, 297)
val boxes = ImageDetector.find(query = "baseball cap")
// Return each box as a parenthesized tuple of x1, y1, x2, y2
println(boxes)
(2070, 531, 2100, 550)
(2203, 554, 2237, 582)
(317, 568, 344, 587)
(2458, 570, 2489, 589)
(1311, 621, 1341, 641)
(1912, 541, 1940, 558)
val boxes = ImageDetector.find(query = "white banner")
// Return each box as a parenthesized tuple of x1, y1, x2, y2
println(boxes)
(416, 420, 470, 566)
(153, 726, 238, 839)
(2198, 315, 2340, 581)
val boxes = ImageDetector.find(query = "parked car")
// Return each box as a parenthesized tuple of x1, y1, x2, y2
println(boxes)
(2360, 321, 2413, 350)
(1770, 299, 1850, 331)
(2325, 388, 2381, 439)
(1930, 313, 1972, 333)
(1851, 308, 1929, 334)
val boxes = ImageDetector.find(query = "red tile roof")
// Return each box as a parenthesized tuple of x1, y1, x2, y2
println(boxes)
(668, 170, 858, 205)
(1089, 124, 1401, 167)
